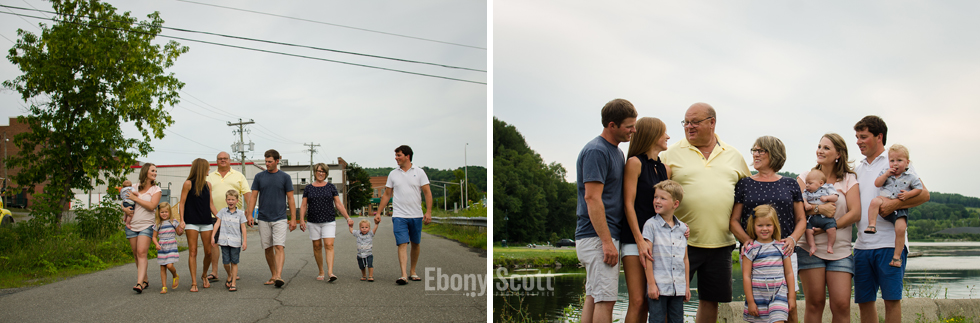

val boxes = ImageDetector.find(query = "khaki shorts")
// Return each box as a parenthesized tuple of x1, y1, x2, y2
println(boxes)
(576, 236, 620, 303)
(258, 219, 287, 249)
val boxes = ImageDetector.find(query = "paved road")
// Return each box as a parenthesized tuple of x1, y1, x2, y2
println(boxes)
(0, 216, 488, 322)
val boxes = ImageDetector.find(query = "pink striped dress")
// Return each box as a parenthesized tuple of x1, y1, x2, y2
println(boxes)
(154, 220, 180, 266)
(743, 240, 789, 323)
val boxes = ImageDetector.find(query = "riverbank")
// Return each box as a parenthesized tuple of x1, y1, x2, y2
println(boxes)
(494, 246, 578, 267)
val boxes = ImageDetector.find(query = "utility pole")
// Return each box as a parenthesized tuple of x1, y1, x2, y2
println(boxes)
(464, 142, 468, 208)
(304, 142, 320, 183)
(227, 119, 255, 177)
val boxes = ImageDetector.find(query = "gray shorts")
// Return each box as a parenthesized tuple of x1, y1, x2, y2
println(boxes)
(258, 219, 287, 249)
(576, 236, 620, 303)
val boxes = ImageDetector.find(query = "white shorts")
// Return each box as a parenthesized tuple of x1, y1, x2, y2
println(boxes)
(576, 236, 620, 303)
(308, 221, 336, 240)
(258, 219, 287, 249)
(620, 243, 639, 257)
(184, 223, 213, 232)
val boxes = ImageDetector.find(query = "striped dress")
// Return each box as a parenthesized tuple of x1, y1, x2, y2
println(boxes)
(743, 240, 789, 323)
(155, 220, 180, 266)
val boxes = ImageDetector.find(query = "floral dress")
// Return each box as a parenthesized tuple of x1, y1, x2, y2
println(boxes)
(743, 240, 790, 323)
(155, 220, 180, 266)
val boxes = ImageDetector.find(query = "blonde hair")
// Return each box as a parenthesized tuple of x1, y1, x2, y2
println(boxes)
(889, 144, 910, 160)
(805, 168, 826, 183)
(626, 117, 666, 159)
(155, 202, 177, 227)
(653, 179, 684, 203)
(358, 219, 371, 227)
(187, 158, 210, 196)
(226, 189, 239, 199)
(746, 204, 781, 241)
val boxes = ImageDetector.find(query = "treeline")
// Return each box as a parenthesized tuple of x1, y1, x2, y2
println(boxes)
(906, 198, 980, 240)
(363, 166, 487, 193)
(926, 192, 980, 208)
(493, 117, 577, 243)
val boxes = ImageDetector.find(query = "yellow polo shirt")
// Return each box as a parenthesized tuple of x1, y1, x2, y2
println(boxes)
(661, 135, 750, 248)
(207, 168, 251, 211)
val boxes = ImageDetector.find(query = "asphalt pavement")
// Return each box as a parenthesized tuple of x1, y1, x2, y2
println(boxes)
(0, 216, 488, 322)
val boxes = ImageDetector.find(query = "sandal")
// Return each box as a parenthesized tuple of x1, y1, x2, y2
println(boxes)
(409, 274, 422, 281)
(264, 279, 276, 285)
(161, 287, 168, 294)
(201, 277, 211, 289)
(190, 284, 199, 292)
(316, 275, 325, 281)
(172, 274, 180, 289)
(206, 274, 218, 282)
(228, 285, 237, 292)
(142, 281, 149, 289)
(889, 257, 902, 267)
(133, 284, 143, 294)
(864, 226, 877, 234)
(275, 279, 284, 288)
(368, 276, 374, 282)
(328, 275, 337, 282)
(396, 277, 408, 285)
(225, 280, 232, 289)
(360, 276, 367, 281)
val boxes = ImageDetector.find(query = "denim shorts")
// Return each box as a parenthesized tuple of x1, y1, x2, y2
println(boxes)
(357, 255, 374, 270)
(796, 246, 854, 275)
(221, 245, 241, 264)
(854, 247, 906, 303)
(125, 226, 154, 239)
(392, 217, 423, 245)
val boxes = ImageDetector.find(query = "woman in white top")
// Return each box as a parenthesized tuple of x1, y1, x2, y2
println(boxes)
(122, 164, 162, 294)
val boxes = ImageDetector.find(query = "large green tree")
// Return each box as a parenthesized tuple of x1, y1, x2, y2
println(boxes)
(345, 162, 372, 214)
(3, 0, 188, 226)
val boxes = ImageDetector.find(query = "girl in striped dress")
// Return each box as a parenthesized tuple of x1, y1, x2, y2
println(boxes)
(153, 202, 181, 294)
(742, 205, 795, 323)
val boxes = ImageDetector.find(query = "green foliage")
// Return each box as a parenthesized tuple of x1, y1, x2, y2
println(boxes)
(422, 223, 486, 250)
(906, 201, 980, 240)
(492, 247, 579, 267)
(2, 0, 188, 226)
(363, 166, 488, 207)
(345, 162, 373, 213)
(72, 196, 123, 239)
(494, 117, 577, 243)
(0, 221, 132, 288)
(928, 192, 980, 208)
(363, 167, 395, 177)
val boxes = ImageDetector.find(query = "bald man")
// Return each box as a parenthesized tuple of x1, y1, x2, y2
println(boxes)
(206, 151, 252, 282)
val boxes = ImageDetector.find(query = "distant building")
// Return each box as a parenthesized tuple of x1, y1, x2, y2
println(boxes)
(0, 117, 47, 208)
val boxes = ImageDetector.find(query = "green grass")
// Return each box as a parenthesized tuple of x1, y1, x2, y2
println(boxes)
(422, 222, 486, 250)
(0, 224, 134, 289)
(493, 246, 579, 267)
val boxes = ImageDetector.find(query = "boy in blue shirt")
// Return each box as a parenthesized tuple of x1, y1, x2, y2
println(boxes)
(641, 180, 689, 323)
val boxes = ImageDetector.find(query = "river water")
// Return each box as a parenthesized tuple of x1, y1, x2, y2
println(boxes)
(493, 242, 980, 322)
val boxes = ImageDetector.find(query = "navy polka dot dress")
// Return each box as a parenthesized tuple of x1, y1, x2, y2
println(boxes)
(303, 183, 339, 223)
(734, 177, 802, 240)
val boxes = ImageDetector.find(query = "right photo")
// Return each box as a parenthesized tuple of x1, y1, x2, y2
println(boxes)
(492, 2, 980, 322)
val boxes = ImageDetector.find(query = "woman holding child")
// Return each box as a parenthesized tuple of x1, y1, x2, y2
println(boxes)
(728, 135, 805, 322)
(298, 163, 354, 282)
(620, 117, 670, 323)
(795, 133, 862, 322)
(178, 158, 219, 292)
(123, 163, 161, 293)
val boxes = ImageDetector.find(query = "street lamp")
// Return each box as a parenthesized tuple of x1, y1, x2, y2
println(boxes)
(464, 143, 468, 209)
(431, 180, 462, 211)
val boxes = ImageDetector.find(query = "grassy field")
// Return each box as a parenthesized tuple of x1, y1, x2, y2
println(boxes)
(493, 246, 579, 267)
(422, 222, 486, 250)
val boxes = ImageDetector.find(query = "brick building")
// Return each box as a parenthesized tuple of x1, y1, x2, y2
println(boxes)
(0, 117, 41, 208)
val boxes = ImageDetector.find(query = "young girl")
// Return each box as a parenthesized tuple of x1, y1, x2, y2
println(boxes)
(152, 202, 181, 294)
(742, 205, 795, 323)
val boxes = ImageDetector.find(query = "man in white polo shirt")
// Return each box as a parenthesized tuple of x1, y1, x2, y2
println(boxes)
(375, 145, 433, 285)
(853, 115, 930, 323)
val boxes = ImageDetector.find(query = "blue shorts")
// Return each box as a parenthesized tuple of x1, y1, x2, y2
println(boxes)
(357, 255, 374, 270)
(125, 226, 154, 239)
(854, 247, 907, 303)
(221, 245, 241, 264)
(796, 246, 854, 275)
(392, 217, 423, 245)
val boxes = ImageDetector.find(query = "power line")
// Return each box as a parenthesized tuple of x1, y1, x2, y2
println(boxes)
(0, 10, 486, 85)
(179, 90, 241, 119)
(174, 0, 486, 50)
(163, 128, 221, 151)
(178, 97, 237, 119)
(173, 104, 226, 122)
(1, 4, 486, 72)
(254, 123, 304, 145)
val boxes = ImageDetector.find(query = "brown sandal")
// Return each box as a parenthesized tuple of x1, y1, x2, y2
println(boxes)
(864, 226, 877, 234)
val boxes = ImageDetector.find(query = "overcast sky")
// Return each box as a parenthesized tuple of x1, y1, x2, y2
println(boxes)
(494, 1, 980, 198)
(1, 0, 486, 171)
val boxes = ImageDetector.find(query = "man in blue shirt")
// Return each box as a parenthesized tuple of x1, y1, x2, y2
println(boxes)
(247, 149, 297, 288)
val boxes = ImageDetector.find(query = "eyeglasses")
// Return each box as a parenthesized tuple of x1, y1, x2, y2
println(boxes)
(315, 170, 327, 174)
(750, 148, 767, 155)
(681, 116, 714, 127)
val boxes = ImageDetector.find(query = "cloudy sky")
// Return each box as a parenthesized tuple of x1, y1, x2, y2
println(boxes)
(494, 1, 980, 198)
(0, 0, 486, 171)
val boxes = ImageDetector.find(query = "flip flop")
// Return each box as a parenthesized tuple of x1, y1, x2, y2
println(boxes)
(206, 274, 219, 282)
(133, 284, 143, 294)
(172, 275, 180, 289)
(228, 286, 237, 292)
(202, 279, 211, 289)
(360, 276, 367, 281)
(316, 275, 325, 281)
(328, 275, 337, 282)
(368, 276, 374, 282)
(225, 280, 232, 289)
(142, 281, 149, 289)
(409, 275, 422, 281)
(864, 226, 877, 234)
(264, 279, 276, 285)
(275, 279, 284, 288)
(160, 287, 167, 294)
(190, 284, 199, 292)
(396, 277, 408, 285)
(889, 257, 902, 267)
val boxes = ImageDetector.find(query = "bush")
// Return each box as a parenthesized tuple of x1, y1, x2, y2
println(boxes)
(73, 197, 124, 240)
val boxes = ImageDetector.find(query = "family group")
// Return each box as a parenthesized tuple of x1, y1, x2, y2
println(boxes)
(575, 99, 927, 323)
(120, 145, 434, 294)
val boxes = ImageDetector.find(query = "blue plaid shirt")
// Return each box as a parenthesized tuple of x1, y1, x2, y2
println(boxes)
(641, 214, 688, 296)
